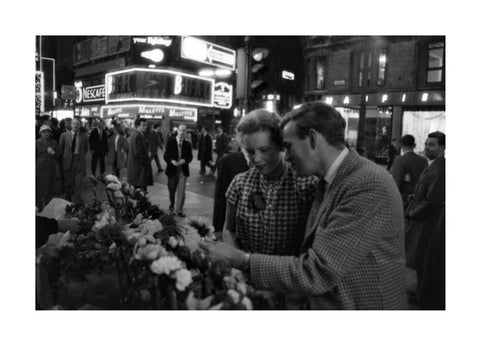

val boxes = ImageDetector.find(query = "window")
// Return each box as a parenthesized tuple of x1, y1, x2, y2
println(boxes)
(316, 58, 325, 89)
(359, 50, 373, 87)
(377, 49, 387, 86)
(427, 42, 444, 83)
(359, 51, 364, 87)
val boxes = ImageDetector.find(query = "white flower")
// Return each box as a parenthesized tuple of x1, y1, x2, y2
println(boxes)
(141, 219, 163, 235)
(236, 282, 247, 295)
(168, 236, 179, 248)
(113, 190, 123, 198)
(58, 231, 74, 248)
(241, 297, 253, 310)
(105, 174, 120, 184)
(123, 229, 142, 244)
(174, 269, 193, 291)
(186, 291, 214, 310)
(134, 243, 166, 261)
(107, 182, 121, 191)
(92, 210, 116, 231)
(150, 256, 183, 275)
(227, 289, 240, 304)
(108, 242, 117, 254)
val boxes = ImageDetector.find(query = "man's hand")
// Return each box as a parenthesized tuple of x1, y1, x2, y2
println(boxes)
(178, 159, 186, 166)
(171, 160, 178, 166)
(57, 218, 81, 234)
(198, 241, 245, 268)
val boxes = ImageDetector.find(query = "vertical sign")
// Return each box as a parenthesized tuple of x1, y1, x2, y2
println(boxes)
(35, 71, 44, 116)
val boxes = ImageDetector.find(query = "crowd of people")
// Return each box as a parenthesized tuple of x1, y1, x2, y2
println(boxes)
(35, 102, 445, 310)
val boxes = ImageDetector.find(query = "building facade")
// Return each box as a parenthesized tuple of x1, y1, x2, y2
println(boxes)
(301, 36, 445, 160)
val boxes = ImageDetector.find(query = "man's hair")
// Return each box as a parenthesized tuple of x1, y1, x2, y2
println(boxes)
(134, 117, 147, 128)
(427, 131, 445, 146)
(236, 109, 283, 148)
(400, 134, 415, 147)
(280, 102, 346, 147)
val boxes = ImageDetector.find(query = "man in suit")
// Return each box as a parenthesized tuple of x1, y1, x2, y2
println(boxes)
(111, 124, 128, 177)
(164, 124, 193, 217)
(214, 125, 230, 168)
(197, 126, 215, 175)
(404, 131, 445, 308)
(212, 148, 250, 236)
(148, 123, 164, 173)
(391, 134, 428, 206)
(89, 119, 109, 176)
(59, 118, 89, 202)
(127, 118, 153, 192)
(200, 102, 407, 309)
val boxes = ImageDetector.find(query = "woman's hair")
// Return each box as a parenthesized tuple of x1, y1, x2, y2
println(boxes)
(236, 109, 283, 148)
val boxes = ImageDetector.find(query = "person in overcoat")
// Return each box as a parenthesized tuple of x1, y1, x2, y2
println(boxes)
(36, 125, 59, 211)
(148, 124, 164, 173)
(214, 125, 230, 167)
(164, 124, 193, 216)
(391, 134, 428, 206)
(200, 102, 407, 310)
(59, 118, 89, 202)
(88, 119, 109, 176)
(127, 118, 153, 191)
(404, 131, 445, 307)
(111, 124, 128, 178)
(197, 126, 215, 174)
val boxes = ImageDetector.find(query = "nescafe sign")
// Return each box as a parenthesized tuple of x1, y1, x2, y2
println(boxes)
(75, 84, 105, 103)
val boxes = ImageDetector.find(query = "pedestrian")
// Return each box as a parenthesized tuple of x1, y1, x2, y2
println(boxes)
(197, 126, 215, 175)
(111, 124, 128, 178)
(199, 102, 407, 310)
(58, 118, 89, 202)
(36, 125, 59, 211)
(164, 124, 193, 217)
(148, 124, 164, 173)
(214, 125, 230, 168)
(127, 117, 153, 192)
(89, 119, 109, 176)
(221, 109, 318, 258)
(212, 144, 250, 236)
(391, 134, 428, 207)
(387, 138, 400, 171)
(404, 131, 445, 308)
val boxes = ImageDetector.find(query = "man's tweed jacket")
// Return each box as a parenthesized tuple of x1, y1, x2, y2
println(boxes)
(250, 150, 408, 309)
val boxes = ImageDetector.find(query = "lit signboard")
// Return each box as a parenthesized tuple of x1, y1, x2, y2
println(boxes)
(133, 36, 172, 47)
(214, 82, 233, 109)
(282, 70, 295, 80)
(75, 105, 102, 118)
(101, 104, 198, 122)
(105, 68, 214, 107)
(181, 36, 236, 70)
(35, 71, 44, 116)
(75, 84, 105, 103)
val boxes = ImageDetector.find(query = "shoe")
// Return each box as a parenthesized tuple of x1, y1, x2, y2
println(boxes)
(177, 212, 186, 217)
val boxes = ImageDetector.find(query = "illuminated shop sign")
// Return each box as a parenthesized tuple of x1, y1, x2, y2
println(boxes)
(101, 104, 198, 122)
(133, 36, 172, 46)
(181, 36, 236, 70)
(74, 105, 101, 118)
(35, 71, 44, 116)
(105, 68, 214, 107)
(75, 84, 105, 103)
(214, 82, 233, 109)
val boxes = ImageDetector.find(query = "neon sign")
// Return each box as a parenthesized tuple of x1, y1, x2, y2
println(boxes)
(181, 36, 236, 70)
(101, 104, 198, 122)
(214, 82, 233, 109)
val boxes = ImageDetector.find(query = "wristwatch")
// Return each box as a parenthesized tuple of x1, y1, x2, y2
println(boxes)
(242, 252, 251, 272)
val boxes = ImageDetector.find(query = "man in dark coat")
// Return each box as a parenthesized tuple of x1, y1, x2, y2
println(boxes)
(212, 149, 250, 236)
(404, 131, 445, 308)
(127, 118, 153, 192)
(387, 138, 400, 171)
(391, 134, 428, 206)
(164, 124, 193, 217)
(148, 124, 164, 173)
(89, 119, 109, 176)
(197, 126, 215, 175)
(214, 125, 230, 168)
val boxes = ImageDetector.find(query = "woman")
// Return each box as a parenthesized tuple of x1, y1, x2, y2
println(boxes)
(36, 125, 59, 211)
(223, 109, 318, 256)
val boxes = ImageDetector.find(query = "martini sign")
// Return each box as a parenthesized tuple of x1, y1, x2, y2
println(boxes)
(214, 82, 233, 109)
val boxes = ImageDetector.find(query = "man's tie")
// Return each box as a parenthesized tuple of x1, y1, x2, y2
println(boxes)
(71, 133, 77, 153)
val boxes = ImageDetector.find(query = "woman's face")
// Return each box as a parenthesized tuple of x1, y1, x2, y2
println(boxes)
(41, 130, 51, 140)
(243, 130, 282, 177)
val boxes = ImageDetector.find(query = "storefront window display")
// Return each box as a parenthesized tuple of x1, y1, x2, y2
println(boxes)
(364, 107, 392, 163)
(402, 110, 445, 154)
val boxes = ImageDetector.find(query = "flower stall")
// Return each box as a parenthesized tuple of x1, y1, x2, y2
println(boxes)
(36, 175, 275, 310)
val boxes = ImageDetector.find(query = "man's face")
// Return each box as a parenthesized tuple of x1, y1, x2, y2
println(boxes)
(71, 119, 81, 132)
(282, 121, 317, 177)
(424, 137, 444, 160)
(66, 119, 72, 131)
(98, 121, 105, 129)
(137, 121, 147, 133)
(178, 125, 186, 139)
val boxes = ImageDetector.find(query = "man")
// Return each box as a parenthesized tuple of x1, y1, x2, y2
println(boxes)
(214, 125, 230, 168)
(200, 102, 407, 310)
(391, 134, 428, 206)
(164, 124, 193, 217)
(212, 147, 250, 236)
(111, 124, 128, 177)
(387, 138, 400, 171)
(89, 119, 109, 176)
(197, 126, 215, 175)
(148, 123, 164, 173)
(59, 118, 89, 202)
(127, 118, 153, 192)
(404, 131, 445, 308)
